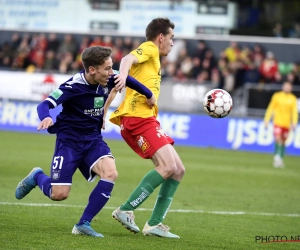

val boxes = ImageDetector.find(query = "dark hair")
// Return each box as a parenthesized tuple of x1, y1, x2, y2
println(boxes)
(146, 17, 175, 41)
(81, 46, 112, 72)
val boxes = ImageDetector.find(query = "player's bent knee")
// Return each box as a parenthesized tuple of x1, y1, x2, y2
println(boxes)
(103, 168, 118, 182)
(51, 186, 70, 201)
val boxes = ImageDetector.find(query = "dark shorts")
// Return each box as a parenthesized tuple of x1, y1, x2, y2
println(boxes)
(50, 138, 114, 185)
(120, 116, 174, 159)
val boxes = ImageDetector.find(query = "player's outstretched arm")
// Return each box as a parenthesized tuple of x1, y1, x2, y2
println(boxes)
(37, 100, 54, 131)
(102, 88, 118, 130)
(114, 54, 138, 92)
(126, 75, 156, 108)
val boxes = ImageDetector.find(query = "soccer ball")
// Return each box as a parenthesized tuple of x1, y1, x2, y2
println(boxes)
(203, 89, 233, 118)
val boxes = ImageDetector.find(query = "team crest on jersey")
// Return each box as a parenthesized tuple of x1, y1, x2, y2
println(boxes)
(50, 89, 63, 100)
(52, 171, 60, 180)
(94, 97, 104, 108)
(136, 135, 150, 153)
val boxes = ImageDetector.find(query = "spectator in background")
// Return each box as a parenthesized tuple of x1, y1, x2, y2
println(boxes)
(58, 34, 78, 59)
(224, 41, 240, 63)
(204, 49, 216, 69)
(287, 72, 300, 86)
(89, 36, 104, 47)
(288, 22, 300, 38)
(180, 56, 193, 77)
(189, 57, 202, 79)
(259, 51, 278, 83)
(0, 42, 13, 64)
(219, 67, 235, 93)
(194, 40, 207, 62)
(47, 33, 60, 53)
(10, 33, 21, 50)
(0, 56, 12, 69)
(273, 71, 283, 85)
(196, 70, 209, 84)
(273, 22, 283, 38)
(102, 36, 113, 48)
(58, 51, 74, 74)
(167, 39, 186, 64)
(252, 44, 265, 68)
(43, 50, 59, 71)
(122, 37, 133, 51)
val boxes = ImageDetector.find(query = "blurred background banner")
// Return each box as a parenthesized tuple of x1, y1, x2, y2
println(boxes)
(0, 0, 237, 35)
(1, 98, 299, 155)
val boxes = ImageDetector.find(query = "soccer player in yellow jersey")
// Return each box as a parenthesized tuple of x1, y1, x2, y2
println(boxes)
(109, 18, 185, 238)
(264, 81, 298, 168)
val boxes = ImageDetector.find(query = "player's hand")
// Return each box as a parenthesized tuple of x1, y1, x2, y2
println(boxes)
(146, 95, 156, 108)
(37, 117, 53, 131)
(114, 73, 127, 92)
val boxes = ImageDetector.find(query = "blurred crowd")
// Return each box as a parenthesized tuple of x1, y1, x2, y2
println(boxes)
(1, 32, 300, 93)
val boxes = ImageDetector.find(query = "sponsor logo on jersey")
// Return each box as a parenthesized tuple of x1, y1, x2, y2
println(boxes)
(136, 48, 143, 55)
(84, 108, 103, 116)
(156, 127, 168, 138)
(50, 89, 63, 100)
(136, 135, 150, 153)
(94, 97, 104, 108)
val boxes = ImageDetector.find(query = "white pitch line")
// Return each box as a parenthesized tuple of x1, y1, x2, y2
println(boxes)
(1, 202, 300, 217)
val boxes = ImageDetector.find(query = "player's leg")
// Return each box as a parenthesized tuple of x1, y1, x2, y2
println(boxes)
(15, 138, 79, 200)
(112, 117, 167, 233)
(273, 126, 285, 168)
(142, 145, 185, 238)
(72, 139, 117, 237)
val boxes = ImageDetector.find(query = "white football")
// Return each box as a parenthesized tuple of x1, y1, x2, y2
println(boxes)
(203, 89, 233, 118)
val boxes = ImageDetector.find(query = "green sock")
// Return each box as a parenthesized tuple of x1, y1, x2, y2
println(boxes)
(279, 145, 285, 158)
(275, 143, 280, 156)
(120, 170, 164, 211)
(148, 178, 180, 226)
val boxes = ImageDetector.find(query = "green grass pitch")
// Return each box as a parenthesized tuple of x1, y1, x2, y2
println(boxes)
(0, 131, 299, 250)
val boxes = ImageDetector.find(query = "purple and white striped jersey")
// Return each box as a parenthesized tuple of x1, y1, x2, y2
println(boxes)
(37, 70, 152, 141)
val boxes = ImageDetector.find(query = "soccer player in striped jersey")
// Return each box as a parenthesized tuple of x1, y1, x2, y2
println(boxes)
(264, 81, 298, 168)
(109, 18, 185, 238)
(15, 46, 156, 237)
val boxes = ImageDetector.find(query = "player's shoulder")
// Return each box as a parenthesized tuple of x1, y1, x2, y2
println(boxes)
(60, 71, 88, 90)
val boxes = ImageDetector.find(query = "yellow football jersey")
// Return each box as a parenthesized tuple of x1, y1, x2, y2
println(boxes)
(264, 91, 298, 129)
(110, 41, 161, 126)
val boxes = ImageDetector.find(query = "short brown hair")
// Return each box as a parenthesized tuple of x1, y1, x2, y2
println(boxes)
(81, 46, 112, 72)
(146, 17, 175, 41)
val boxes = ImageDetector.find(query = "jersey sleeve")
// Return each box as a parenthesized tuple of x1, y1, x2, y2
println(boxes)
(37, 100, 54, 121)
(46, 82, 80, 107)
(130, 42, 157, 63)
